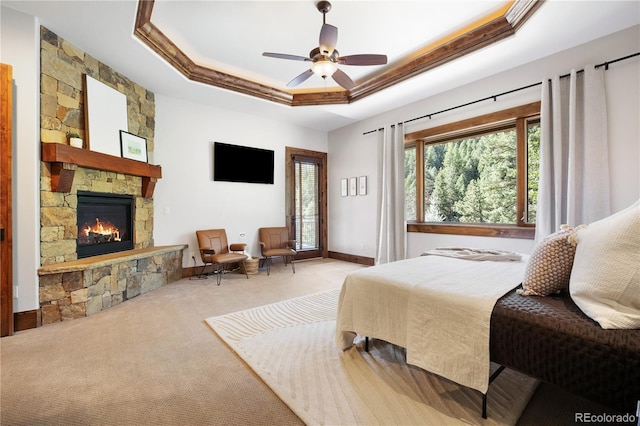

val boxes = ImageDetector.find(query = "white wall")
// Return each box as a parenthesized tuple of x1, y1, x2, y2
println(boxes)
(327, 131, 379, 258)
(1, 7, 41, 312)
(153, 95, 327, 266)
(328, 25, 640, 260)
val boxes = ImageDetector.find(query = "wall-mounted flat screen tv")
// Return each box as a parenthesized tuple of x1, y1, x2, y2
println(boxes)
(213, 142, 275, 184)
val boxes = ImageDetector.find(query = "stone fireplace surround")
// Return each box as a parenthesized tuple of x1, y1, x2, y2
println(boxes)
(35, 27, 187, 326)
(38, 143, 185, 325)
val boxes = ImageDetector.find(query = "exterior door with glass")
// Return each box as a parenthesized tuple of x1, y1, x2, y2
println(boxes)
(285, 147, 327, 260)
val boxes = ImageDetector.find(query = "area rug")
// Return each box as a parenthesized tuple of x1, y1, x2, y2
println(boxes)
(205, 289, 538, 425)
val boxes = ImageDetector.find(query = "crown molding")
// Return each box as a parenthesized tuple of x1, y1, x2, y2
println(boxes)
(133, 0, 543, 107)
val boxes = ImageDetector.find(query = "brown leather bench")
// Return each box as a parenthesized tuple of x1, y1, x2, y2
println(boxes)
(490, 287, 640, 413)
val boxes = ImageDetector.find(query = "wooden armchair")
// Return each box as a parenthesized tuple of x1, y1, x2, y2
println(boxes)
(259, 227, 297, 276)
(196, 229, 248, 285)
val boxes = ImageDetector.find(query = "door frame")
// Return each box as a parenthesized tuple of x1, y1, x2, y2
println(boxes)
(285, 146, 328, 260)
(1, 63, 14, 337)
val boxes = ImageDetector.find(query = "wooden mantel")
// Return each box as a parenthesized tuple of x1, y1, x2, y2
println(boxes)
(41, 142, 162, 197)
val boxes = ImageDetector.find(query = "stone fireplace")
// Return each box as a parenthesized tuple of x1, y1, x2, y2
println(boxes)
(35, 27, 185, 326)
(38, 144, 185, 324)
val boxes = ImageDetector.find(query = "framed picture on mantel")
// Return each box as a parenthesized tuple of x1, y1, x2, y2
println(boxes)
(119, 130, 148, 162)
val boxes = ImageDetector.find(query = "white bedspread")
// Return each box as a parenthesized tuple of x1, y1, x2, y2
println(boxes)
(336, 255, 527, 393)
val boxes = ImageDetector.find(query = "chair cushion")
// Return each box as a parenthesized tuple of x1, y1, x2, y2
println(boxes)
(212, 253, 248, 264)
(263, 248, 296, 257)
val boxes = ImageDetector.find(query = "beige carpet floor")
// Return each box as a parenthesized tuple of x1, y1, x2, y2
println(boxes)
(206, 289, 538, 425)
(0, 258, 620, 425)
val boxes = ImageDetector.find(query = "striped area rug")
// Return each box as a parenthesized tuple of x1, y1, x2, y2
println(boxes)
(206, 289, 538, 425)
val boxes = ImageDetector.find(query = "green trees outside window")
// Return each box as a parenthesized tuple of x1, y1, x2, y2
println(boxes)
(404, 103, 540, 237)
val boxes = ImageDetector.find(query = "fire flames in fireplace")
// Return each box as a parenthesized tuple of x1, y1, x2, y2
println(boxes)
(80, 218, 122, 244)
(76, 191, 134, 258)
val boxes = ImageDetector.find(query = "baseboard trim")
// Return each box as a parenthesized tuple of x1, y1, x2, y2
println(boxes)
(182, 264, 236, 278)
(328, 251, 375, 266)
(182, 265, 198, 278)
(14, 309, 41, 332)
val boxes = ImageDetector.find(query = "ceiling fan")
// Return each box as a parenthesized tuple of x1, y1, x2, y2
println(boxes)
(262, 1, 388, 90)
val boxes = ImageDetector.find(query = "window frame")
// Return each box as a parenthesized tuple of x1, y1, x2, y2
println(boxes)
(404, 101, 540, 239)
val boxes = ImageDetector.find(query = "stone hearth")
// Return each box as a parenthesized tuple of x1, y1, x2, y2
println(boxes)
(38, 246, 185, 324)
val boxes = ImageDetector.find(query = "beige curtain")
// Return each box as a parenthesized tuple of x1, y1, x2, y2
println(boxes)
(536, 66, 610, 242)
(376, 124, 406, 264)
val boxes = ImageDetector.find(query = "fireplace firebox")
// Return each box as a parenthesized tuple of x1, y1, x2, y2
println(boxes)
(77, 191, 134, 258)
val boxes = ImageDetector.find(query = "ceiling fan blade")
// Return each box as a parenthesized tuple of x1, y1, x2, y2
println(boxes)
(263, 52, 310, 62)
(338, 54, 388, 66)
(331, 68, 355, 90)
(319, 24, 338, 55)
(286, 69, 314, 88)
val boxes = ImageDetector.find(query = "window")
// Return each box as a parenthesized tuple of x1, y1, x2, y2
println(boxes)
(404, 102, 540, 239)
(294, 160, 320, 250)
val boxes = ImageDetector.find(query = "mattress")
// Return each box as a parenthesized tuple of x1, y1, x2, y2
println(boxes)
(490, 288, 640, 413)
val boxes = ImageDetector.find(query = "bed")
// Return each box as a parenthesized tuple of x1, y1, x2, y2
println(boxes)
(336, 252, 640, 415)
(336, 253, 528, 395)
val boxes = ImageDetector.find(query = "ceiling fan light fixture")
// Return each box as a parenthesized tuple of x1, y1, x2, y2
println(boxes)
(312, 60, 337, 78)
(263, 0, 385, 89)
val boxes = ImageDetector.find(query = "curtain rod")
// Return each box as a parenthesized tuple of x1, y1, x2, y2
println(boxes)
(363, 51, 639, 136)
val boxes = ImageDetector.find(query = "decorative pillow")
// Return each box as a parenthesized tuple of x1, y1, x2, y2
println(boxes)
(518, 225, 581, 296)
(569, 199, 640, 329)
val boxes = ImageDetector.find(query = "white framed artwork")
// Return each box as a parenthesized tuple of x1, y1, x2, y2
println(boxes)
(358, 176, 367, 195)
(84, 75, 128, 157)
(120, 131, 148, 162)
(340, 178, 348, 197)
(349, 177, 357, 196)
